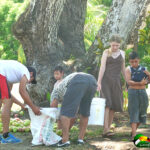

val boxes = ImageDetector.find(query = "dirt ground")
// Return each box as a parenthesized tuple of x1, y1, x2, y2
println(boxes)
(1, 112, 150, 150)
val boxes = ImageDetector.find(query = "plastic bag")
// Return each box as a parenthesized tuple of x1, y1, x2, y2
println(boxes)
(27, 106, 61, 146)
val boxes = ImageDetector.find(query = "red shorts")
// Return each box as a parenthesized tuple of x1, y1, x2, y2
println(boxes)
(0, 74, 11, 99)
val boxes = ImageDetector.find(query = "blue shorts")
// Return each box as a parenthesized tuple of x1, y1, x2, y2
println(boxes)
(128, 89, 149, 124)
(60, 74, 97, 118)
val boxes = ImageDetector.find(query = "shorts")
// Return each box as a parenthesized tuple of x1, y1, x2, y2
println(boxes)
(0, 74, 11, 99)
(128, 89, 149, 124)
(60, 74, 97, 118)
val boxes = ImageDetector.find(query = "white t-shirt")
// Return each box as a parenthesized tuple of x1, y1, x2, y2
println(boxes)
(0, 60, 30, 83)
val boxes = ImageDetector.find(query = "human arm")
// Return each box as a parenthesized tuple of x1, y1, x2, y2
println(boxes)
(50, 99, 58, 107)
(97, 50, 108, 91)
(19, 75, 41, 115)
(50, 88, 59, 108)
(125, 67, 148, 86)
(143, 70, 150, 81)
(50, 80, 66, 108)
(50, 89, 58, 108)
(11, 95, 26, 110)
(122, 59, 126, 81)
(8, 83, 26, 110)
(121, 51, 126, 81)
(50, 88, 59, 107)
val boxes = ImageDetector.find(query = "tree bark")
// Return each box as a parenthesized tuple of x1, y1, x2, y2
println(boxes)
(12, 0, 87, 105)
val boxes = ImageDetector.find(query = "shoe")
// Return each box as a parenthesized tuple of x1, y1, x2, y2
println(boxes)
(77, 139, 85, 145)
(57, 140, 70, 147)
(50, 139, 62, 147)
(1, 133, 22, 144)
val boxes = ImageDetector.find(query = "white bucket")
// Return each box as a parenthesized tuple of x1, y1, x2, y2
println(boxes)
(88, 97, 106, 125)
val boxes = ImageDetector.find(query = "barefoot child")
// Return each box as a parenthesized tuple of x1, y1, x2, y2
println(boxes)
(125, 51, 150, 139)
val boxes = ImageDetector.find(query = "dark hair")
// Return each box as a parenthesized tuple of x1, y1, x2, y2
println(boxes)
(27, 66, 37, 84)
(109, 34, 122, 43)
(129, 51, 139, 60)
(54, 66, 64, 73)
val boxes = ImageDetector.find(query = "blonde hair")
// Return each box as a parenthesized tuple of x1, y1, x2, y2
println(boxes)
(108, 34, 122, 57)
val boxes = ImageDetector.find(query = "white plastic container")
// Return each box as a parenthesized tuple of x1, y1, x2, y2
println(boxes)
(88, 97, 106, 125)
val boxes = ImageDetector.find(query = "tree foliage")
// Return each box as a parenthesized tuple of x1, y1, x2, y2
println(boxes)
(0, 0, 28, 62)
(138, 12, 150, 56)
(84, 0, 110, 50)
(137, 12, 150, 70)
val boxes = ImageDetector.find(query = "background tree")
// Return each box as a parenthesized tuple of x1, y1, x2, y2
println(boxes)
(11, 0, 150, 105)
(13, 0, 87, 105)
(87, 0, 150, 75)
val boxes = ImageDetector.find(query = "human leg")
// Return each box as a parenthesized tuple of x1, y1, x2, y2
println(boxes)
(131, 123, 137, 137)
(69, 118, 76, 129)
(78, 115, 88, 140)
(58, 117, 76, 130)
(0, 75, 21, 143)
(130, 90, 148, 140)
(128, 89, 140, 138)
(139, 89, 149, 124)
(103, 108, 115, 136)
(58, 116, 77, 147)
(137, 123, 140, 129)
(108, 109, 115, 130)
(0, 75, 12, 134)
(60, 80, 88, 144)
(57, 120, 62, 129)
(78, 77, 96, 140)
(131, 122, 139, 138)
(60, 115, 71, 143)
(1, 99, 22, 143)
(60, 74, 96, 145)
(1, 98, 12, 134)
(103, 107, 110, 134)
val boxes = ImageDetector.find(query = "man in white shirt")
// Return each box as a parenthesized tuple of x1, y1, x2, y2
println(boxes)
(0, 60, 41, 144)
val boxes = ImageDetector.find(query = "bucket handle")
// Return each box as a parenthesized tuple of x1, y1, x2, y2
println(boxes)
(95, 91, 100, 97)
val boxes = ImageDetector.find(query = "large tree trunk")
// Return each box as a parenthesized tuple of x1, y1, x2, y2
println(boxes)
(13, 0, 149, 105)
(13, 0, 87, 105)
(86, 0, 150, 76)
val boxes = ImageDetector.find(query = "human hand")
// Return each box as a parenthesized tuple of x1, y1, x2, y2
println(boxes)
(50, 99, 58, 108)
(97, 83, 101, 91)
(20, 104, 27, 110)
(144, 70, 150, 76)
(32, 105, 41, 115)
(140, 78, 148, 85)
